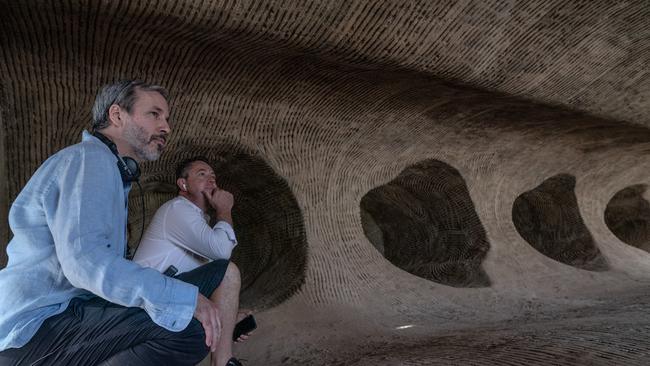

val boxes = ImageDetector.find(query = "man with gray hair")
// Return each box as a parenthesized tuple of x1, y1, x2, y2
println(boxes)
(0, 80, 240, 365)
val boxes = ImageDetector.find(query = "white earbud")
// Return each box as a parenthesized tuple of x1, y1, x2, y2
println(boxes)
(183, 183, 187, 191)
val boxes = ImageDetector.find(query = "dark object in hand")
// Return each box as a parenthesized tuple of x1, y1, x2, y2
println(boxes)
(233, 314, 257, 341)
(163, 265, 178, 277)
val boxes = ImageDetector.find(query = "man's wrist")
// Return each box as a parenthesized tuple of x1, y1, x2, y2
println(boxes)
(215, 212, 233, 225)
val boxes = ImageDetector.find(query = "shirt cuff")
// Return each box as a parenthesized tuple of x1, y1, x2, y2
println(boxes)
(145, 277, 198, 332)
(213, 221, 238, 245)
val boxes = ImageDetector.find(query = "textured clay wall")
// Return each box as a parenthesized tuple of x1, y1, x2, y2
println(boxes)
(1, 1, 650, 365)
(0, 85, 7, 266)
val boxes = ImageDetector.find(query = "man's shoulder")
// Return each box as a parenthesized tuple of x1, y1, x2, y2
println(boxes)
(160, 196, 202, 217)
(167, 196, 195, 210)
(152, 196, 185, 215)
(34, 139, 111, 175)
(147, 197, 198, 231)
(57, 138, 115, 166)
(51, 136, 109, 158)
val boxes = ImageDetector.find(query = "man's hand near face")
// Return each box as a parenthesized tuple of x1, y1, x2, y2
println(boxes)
(202, 187, 234, 225)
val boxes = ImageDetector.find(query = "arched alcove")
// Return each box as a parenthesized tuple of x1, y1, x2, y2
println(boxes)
(512, 174, 607, 271)
(131, 144, 307, 310)
(604, 184, 650, 253)
(360, 159, 491, 287)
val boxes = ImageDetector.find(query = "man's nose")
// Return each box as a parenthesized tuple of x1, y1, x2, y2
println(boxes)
(159, 117, 171, 135)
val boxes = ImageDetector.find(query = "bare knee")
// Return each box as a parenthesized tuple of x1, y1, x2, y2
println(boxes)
(209, 261, 241, 301)
(224, 261, 241, 285)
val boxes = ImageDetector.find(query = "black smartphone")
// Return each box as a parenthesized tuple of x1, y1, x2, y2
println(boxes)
(163, 265, 178, 277)
(232, 314, 257, 341)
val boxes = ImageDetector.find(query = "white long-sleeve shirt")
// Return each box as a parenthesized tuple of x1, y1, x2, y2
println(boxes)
(134, 196, 237, 274)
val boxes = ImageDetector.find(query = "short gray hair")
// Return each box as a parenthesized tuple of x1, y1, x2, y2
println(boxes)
(91, 80, 169, 131)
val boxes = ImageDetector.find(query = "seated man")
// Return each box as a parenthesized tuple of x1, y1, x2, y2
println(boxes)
(134, 156, 249, 366)
(0, 80, 238, 366)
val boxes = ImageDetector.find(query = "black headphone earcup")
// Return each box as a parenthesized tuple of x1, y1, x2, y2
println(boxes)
(93, 131, 140, 183)
(122, 157, 141, 182)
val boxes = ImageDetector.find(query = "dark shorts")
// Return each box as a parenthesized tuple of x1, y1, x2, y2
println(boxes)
(175, 259, 230, 297)
(0, 259, 231, 366)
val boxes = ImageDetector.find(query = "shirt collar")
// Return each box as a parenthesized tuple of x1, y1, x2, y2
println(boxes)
(177, 196, 210, 221)
(82, 130, 111, 152)
(82, 129, 98, 142)
(83, 130, 132, 191)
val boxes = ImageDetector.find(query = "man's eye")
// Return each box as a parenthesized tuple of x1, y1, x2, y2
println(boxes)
(151, 112, 159, 118)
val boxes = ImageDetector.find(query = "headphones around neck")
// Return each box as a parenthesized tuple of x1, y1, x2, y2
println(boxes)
(93, 130, 146, 259)
(93, 131, 141, 183)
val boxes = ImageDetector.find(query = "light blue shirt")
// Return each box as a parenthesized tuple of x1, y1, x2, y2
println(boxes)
(0, 131, 198, 351)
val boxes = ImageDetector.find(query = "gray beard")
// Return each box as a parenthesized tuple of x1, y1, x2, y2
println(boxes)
(123, 123, 162, 161)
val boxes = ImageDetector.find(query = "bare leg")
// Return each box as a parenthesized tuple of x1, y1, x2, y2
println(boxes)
(210, 262, 241, 366)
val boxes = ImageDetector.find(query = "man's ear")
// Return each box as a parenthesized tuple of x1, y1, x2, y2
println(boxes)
(176, 178, 187, 191)
(107, 104, 124, 127)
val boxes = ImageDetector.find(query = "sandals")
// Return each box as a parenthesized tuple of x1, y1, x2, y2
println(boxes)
(226, 357, 243, 366)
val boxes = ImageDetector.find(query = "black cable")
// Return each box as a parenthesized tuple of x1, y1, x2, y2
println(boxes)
(127, 181, 146, 260)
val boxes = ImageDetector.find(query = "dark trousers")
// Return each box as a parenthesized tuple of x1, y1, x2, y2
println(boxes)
(0, 259, 230, 366)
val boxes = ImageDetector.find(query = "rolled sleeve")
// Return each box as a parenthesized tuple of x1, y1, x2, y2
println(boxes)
(213, 221, 237, 244)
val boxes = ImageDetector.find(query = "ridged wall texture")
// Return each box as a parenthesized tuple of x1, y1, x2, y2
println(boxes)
(1, 1, 650, 365)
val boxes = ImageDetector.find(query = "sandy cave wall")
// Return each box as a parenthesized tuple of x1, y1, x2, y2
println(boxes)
(0, 83, 7, 267)
(2, 0, 650, 309)
(2, 1, 650, 364)
(604, 184, 650, 253)
(2, 21, 650, 301)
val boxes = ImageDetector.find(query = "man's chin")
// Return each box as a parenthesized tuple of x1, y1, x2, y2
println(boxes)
(139, 149, 162, 162)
